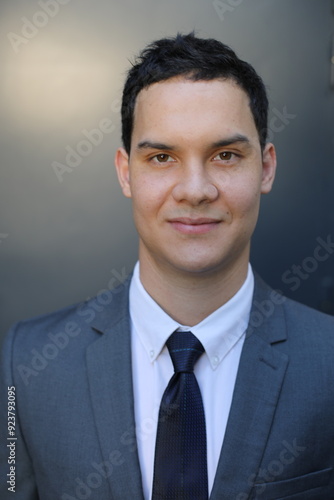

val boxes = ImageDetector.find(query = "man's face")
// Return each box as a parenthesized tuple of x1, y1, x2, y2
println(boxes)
(115, 77, 276, 278)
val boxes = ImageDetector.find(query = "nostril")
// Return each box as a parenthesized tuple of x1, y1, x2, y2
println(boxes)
(172, 177, 219, 204)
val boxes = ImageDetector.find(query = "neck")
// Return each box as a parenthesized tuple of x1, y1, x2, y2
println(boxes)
(138, 253, 249, 327)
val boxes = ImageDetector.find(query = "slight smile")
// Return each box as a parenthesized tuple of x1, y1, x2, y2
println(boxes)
(168, 217, 221, 235)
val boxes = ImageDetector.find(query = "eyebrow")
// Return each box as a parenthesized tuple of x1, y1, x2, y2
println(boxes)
(210, 134, 251, 149)
(136, 141, 176, 151)
(135, 134, 251, 153)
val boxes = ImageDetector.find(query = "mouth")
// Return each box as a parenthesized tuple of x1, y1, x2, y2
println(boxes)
(168, 217, 221, 235)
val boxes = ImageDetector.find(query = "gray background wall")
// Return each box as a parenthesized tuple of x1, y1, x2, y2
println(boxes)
(1, 0, 333, 339)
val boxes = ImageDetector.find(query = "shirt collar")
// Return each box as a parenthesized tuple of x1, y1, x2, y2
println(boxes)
(129, 262, 254, 370)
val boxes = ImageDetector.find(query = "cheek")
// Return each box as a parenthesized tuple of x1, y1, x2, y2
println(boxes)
(130, 172, 172, 217)
(130, 179, 163, 221)
(226, 176, 262, 220)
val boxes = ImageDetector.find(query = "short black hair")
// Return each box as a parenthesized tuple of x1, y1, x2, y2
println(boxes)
(121, 32, 269, 154)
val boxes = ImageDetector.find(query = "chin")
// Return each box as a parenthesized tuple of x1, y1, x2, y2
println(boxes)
(169, 257, 228, 276)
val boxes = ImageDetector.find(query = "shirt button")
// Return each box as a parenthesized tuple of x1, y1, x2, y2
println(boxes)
(150, 350, 155, 358)
(212, 355, 219, 366)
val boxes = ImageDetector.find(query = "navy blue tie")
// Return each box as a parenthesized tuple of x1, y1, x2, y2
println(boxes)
(152, 331, 208, 500)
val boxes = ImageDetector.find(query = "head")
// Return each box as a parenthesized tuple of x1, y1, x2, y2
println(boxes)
(121, 32, 269, 155)
(115, 33, 276, 285)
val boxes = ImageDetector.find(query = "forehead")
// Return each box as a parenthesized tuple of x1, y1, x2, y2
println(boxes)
(132, 77, 257, 145)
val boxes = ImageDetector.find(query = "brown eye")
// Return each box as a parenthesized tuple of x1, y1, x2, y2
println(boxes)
(156, 154, 170, 163)
(219, 152, 233, 160)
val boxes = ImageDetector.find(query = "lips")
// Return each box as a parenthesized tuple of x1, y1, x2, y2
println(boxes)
(168, 217, 221, 235)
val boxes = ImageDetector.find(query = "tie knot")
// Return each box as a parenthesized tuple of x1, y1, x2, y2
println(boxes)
(166, 331, 205, 373)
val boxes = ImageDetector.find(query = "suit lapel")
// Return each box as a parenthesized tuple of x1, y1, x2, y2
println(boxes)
(86, 277, 145, 500)
(210, 276, 289, 500)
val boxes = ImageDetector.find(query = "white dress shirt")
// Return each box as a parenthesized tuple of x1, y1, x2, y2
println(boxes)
(129, 262, 254, 499)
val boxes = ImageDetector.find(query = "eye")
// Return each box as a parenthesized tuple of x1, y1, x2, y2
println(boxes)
(213, 151, 235, 161)
(152, 154, 174, 163)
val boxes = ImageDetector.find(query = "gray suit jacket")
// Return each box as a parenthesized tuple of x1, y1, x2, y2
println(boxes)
(1, 273, 334, 499)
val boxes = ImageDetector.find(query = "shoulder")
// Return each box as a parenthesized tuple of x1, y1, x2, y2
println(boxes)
(283, 295, 334, 330)
(2, 273, 132, 364)
(252, 272, 334, 349)
(254, 271, 334, 324)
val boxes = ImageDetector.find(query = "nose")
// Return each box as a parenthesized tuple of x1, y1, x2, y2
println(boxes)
(172, 163, 219, 205)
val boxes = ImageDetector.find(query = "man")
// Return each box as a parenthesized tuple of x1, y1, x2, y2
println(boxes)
(1, 33, 334, 500)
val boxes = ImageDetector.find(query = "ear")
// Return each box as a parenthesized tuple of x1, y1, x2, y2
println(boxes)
(115, 147, 132, 198)
(261, 142, 277, 194)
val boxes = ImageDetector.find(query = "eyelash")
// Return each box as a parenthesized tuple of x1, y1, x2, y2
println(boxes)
(151, 154, 174, 164)
(212, 152, 238, 161)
